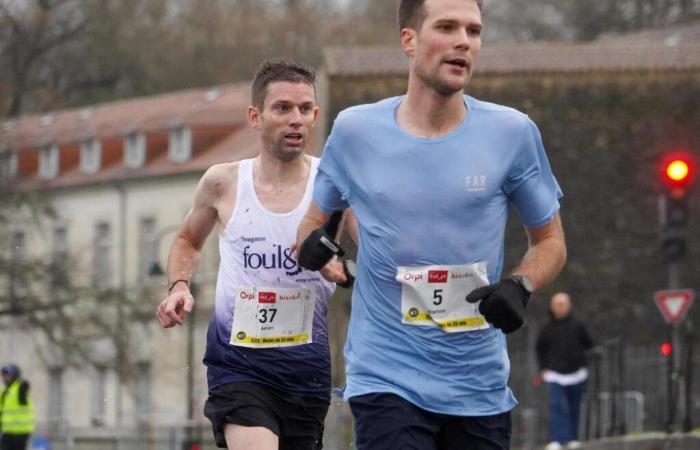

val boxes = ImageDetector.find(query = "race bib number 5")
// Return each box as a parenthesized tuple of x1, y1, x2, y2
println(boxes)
(230, 286, 315, 348)
(397, 263, 490, 333)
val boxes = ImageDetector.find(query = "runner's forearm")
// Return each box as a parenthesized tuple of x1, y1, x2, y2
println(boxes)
(166, 235, 202, 288)
(512, 232, 566, 293)
(296, 204, 330, 249)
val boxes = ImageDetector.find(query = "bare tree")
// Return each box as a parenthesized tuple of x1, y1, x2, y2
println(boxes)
(0, 188, 153, 387)
(0, 0, 87, 116)
(485, 0, 700, 42)
(3, 0, 698, 117)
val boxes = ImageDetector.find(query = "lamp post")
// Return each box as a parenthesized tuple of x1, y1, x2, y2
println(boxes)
(149, 234, 199, 449)
(149, 261, 197, 422)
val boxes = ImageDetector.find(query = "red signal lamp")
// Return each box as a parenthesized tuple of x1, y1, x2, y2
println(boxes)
(666, 160, 689, 182)
(661, 342, 673, 357)
(661, 155, 694, 189)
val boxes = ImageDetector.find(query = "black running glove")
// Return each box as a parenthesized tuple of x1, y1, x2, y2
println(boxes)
(298, 211, 345, 271)
(465, 279, 529, 334)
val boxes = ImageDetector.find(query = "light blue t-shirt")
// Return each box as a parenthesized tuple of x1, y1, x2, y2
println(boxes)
(314, 95, 562, 416)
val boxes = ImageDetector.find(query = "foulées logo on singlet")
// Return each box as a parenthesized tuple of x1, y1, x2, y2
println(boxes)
(242, 243, 302, 276)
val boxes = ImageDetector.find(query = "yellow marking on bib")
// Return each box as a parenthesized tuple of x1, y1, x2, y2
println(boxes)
(404, 311, 486, 329)
(232, 333, 310, 345)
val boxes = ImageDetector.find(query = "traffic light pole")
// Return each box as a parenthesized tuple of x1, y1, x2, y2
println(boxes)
(683, 324, 693, 432)
(659, 154, 695, 433)
(665, 260, 682, 433)
(665, 325, 674, 433)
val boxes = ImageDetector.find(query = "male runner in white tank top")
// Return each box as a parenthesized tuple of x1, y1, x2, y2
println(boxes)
(156, 59, 349, 450)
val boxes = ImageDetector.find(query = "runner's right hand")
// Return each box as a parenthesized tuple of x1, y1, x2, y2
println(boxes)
(157, 288, 194, 328)
(318, 259, 348, 284)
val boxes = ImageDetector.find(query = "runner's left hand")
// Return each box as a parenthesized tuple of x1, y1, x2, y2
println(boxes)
(465, 279, 528, 333)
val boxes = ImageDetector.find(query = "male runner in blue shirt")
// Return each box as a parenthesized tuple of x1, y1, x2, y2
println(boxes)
(297, 1, 567, 449)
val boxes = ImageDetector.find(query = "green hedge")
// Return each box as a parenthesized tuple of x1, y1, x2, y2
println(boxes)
(326, 71, 700, 343)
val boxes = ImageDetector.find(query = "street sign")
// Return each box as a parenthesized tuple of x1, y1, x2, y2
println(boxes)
(654, 289, 695, 324)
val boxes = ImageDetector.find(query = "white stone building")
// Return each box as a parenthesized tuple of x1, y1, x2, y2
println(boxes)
(0, 83, 275, 446)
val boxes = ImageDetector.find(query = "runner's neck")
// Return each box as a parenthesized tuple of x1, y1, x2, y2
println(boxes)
(252, 154, 311, 213)
(397, 84, 466, 138)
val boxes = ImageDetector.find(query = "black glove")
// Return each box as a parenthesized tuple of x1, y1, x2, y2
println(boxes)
(298, 211, 345, 271)
(465, 279, 529, 334)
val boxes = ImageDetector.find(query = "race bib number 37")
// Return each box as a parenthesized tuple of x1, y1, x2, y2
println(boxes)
(397, 263, 490, 333)
(230, 286, 315, 348)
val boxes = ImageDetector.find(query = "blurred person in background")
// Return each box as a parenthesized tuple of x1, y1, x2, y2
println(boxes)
(536, 292, 594, 450)
(0, 364, 34, 450)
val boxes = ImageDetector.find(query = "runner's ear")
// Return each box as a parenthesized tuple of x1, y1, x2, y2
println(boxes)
(247, 105, 261, 130)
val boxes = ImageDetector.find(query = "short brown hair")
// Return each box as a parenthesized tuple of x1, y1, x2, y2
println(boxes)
(398, 0, 483, 31)
(251, 59, 316, 109)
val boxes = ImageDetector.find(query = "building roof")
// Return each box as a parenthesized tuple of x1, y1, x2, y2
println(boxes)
(1, 83, 262, 190)
(1, 83, 250, 149)
(597, 21, 700, 46)
(324, 32, 700, 77)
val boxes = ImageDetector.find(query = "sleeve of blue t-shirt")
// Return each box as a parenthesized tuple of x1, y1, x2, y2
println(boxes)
(313, 118, 351, 214)
(504, 118, 563, 228)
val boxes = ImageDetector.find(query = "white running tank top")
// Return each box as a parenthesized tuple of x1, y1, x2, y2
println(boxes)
(204, 157, 336, 399)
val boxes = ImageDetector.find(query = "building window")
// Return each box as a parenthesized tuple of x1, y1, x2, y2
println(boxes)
(124, 131, 146, 169)
(12, 230, 26, 257)
(93, 222, 112, 288)
(39, 144, 59, 179)
(41, 114, 54, 126)
(138, 217, 157, 281)
(79, 108, 94, 121)
(0, 150, 17, 180)
(136, 361, 151, 421)
(53, 226, 68, 261)
(2, 120, 16, 132)
(10, 231, 27, 300)
(80, 138, 101, 174)
(91, 366, 107, 427)
(168, 126, 192, 163)
(47, 366, 64, 429)
(51, 226, 70, 287)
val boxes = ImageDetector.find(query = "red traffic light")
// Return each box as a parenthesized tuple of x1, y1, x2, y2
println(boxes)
(666, 160, 689, 182)
(661, 342, 673, 357)
(661, 155, 695, 189)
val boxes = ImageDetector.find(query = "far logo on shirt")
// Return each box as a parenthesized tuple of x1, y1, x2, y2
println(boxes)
(465, 175, 487, 192)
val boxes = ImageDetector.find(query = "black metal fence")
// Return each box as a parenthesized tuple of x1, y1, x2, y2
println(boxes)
(32, 327, 699, 450)
(508, 325, 700, 449)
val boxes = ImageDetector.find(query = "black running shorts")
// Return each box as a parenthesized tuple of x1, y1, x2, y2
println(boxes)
(349, 392, 511, 450)
(203, 381, 329, 449)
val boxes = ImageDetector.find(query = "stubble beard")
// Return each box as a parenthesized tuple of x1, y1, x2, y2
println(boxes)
(270, 141, 305, 162)
(260, 130, 306, 162)
(416, 63, 469, 97)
